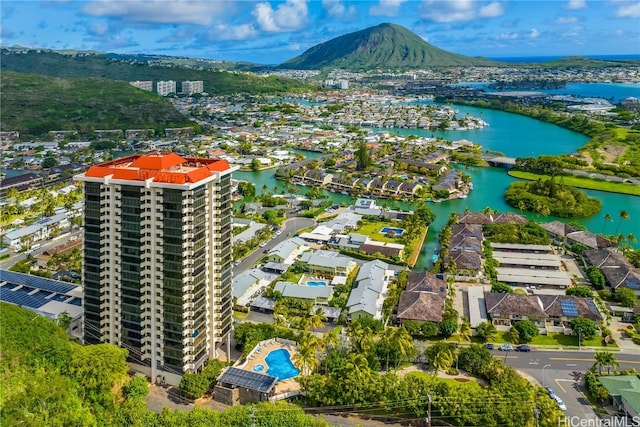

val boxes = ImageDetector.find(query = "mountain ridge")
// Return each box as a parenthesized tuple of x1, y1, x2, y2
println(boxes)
(279, 23, 500, 70)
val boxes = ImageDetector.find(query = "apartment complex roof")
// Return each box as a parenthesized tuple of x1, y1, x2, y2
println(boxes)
(82, 153, 232, 184)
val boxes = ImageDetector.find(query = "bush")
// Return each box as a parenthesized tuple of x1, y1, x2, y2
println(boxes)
(512, 320, 539, 343)
(123, 374, 150, 400)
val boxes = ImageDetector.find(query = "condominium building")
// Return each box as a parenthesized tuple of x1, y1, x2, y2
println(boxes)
(129, 80, 153, 91)
(156, 80, 176, 96)
(181, 80, 204, 95)
(76, 153, 236, 384)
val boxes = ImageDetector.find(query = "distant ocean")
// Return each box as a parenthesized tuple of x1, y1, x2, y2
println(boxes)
(488, 54, 640, 63)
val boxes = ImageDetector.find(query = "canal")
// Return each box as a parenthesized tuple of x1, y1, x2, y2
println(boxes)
(235, 103, 640, 271)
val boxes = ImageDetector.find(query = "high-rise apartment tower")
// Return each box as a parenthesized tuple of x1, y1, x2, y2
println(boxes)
(76, 153, 236, 384)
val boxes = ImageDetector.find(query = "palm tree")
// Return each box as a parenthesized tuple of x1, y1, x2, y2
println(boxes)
(603, 352, 619, 375)
(293, 332, 320, 375)
(615, 210, 630, 234)
(426, 342, 456, 374)
(309, 307, 327, 331)
(387, 326, 416, 369)
(593, 351, 607, 375)
(601, 213, 612, 234)
(458, 319, 472, 345)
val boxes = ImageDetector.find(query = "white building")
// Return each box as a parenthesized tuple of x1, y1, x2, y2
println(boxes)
(157, 80, 176, 96)
(181, 80, 204, 95)
(129, 80, 153, 91)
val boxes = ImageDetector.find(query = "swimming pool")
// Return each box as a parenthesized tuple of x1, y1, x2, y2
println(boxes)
(380, 227, 405, 236)
(306, 281, 327, 287)
(252, 364, 265, 373)
(265, 349, 300, 380)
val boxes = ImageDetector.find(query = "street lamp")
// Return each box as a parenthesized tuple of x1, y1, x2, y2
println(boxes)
(542, 364, 551, 387)
(426, 393, 432, 427)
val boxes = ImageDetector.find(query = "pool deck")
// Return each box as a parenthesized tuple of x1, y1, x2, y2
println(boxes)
(237, 338, 301, 397)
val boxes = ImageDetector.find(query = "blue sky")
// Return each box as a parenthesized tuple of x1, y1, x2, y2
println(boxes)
(1, 1, 639, 64)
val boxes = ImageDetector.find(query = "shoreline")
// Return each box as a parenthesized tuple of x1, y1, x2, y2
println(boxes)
(507, 170, 640, 197)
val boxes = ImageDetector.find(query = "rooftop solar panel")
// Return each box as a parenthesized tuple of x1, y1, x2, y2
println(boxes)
(0, 270, 76, 294)
(217, 367, 278, 393)
(560, 300, 579, 317)
(0, 286, 47, 308)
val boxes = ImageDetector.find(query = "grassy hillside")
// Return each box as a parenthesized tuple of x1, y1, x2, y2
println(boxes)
(0, 50, 313, 94)
(280, 23, 499, 70)
(530, 56, 640, 68)
(1, 71, 194, 138)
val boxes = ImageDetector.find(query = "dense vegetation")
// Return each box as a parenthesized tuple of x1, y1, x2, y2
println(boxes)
(1, 71, 194, 138)
(1, 50, 313, 95)
(0, 303, 328, 426)
(483, 221, 551, 245)
(504, 179, 602, 217)
(280, 23, 499, 70)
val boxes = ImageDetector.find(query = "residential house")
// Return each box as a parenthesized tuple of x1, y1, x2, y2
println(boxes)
(232, 269, 269, 307)
(432, 169, 462, 194)
(346, 260, 392, 320)
(351, 198, 381, 216)
(299, 250, 356, 278)
(584, 249, 640, 293)
(484, 292, 547, 330)
(325, 211, 362, 233)
(541, 220, 613, 249)
(266, 237, 307, 264)
(273, 281, 333, 304)
(537, 295, 602, 331)
(396, 272, 447, 324)
(399, 181, 422, 197)
(3, 213, 69, 249)
(597, 376, 640, 419)
(359, 241, 405, 259)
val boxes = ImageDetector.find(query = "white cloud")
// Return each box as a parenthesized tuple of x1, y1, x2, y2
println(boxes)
(554, 16, 578, 24)
(420, 0, 504, 23)
(82, 0, 225, 25)
(528, 28, 540, 39)
(496, 31, 518, 40)
(479, 2, 504, 18)
(615, 2, 640, 18)
(322, 0, 356, 19)
(253, 0, 308, 33)
(562, 25, 584, 38)
(369, 0, 407, 17)
(208, 23, 258, 41)
(565, 0, 587, 9)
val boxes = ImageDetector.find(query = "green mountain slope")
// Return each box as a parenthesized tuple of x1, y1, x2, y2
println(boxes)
(280, 23, 499, 70)
(0, 71, 193, 137)
(0, 50, 312, 94)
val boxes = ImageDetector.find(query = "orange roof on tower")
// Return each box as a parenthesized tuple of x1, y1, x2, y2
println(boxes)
(84, 153, 232, 184)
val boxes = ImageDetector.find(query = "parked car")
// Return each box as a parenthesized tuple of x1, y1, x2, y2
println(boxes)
(545, 386, 556, 399)
(498, 344, 513, 351)
(259, 242, 267, 248)
(516, 345, 531, 352)
(484, 343, 494, 350)
(554, 396, 566, 411)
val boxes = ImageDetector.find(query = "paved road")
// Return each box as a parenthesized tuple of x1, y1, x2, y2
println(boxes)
(493, 349, 640, 421)
(232, 217, 315, 274)
(0, 228, 82, 270)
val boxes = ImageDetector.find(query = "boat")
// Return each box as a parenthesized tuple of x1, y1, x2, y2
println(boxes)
(459, 194, 467, 199)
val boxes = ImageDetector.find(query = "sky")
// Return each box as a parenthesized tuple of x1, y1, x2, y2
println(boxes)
(1, 0, 639, 64)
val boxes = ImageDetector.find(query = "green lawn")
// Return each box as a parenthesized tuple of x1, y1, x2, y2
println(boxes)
(491, 330, 617, 348)
(508, 170, 640, 196)
(357, 221, 404, 244)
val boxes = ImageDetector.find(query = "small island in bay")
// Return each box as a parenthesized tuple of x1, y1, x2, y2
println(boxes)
(504, 178, 602, 218)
